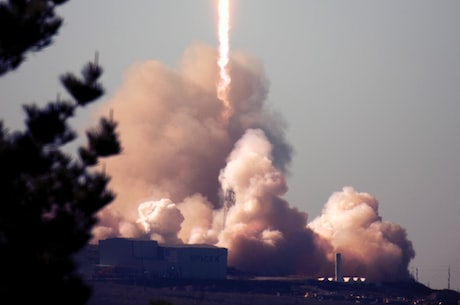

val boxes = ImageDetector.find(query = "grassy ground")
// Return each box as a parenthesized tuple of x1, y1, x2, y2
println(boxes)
(86, 281, 313, 305)
(85, 278, 460, 305)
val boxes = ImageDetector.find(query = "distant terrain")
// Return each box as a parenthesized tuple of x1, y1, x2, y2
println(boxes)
(86, 278, 460, 305)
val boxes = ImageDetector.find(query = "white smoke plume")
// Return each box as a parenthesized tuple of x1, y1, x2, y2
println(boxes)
(137, 199, 184, 244)
(92, 43, 414, 281)
(215, 128, 331, 275)
(308, 187, 415, 281)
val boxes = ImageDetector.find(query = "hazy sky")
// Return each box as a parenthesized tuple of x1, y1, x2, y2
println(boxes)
(1, 0, 459, 290)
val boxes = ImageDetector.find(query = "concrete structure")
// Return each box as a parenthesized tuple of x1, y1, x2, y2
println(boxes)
(335, 252, 342, 282)
(317, 253, 367, 284)
(97, 238, 227, 280)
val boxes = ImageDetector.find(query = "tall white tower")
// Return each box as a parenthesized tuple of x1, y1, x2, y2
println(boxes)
(335, 252, 342, 282)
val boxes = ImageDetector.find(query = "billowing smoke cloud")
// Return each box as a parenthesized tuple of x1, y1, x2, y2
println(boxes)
(308, 187, 415, 281)
(215, 128, 331, 275)
(137, 199, 184, 244)
(92, 43, 414, 281)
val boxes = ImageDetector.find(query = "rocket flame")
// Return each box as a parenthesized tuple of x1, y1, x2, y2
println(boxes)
(217, 0, 232, 121)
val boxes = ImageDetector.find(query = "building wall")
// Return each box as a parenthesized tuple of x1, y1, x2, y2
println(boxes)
(98, 238, 160, 268)
(163, 246, 228, 279)
(97, 238, 228, 279)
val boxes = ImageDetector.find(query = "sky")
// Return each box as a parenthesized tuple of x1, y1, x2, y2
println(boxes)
(0, 0, 459, 290)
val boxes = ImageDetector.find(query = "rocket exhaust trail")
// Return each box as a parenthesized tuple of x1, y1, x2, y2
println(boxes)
(217, 0, 232, 121)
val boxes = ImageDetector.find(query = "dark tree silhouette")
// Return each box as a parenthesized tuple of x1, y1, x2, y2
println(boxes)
(0, 57, 121, 304)
(0, 1, 122, 304)
(0, 0, 69, 75)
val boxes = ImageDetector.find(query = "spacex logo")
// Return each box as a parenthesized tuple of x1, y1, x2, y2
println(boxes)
(191, 255, 221, 263)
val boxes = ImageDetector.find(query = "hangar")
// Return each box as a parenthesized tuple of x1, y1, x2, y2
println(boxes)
(96, 238, 228, 280)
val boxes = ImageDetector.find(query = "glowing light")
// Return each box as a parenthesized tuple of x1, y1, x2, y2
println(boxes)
(217, 0, 232, 121)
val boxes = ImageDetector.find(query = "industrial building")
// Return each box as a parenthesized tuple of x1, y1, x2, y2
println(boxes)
(95, 238, 228, 280)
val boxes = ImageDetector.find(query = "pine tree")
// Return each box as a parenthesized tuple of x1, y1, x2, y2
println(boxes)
(0, 0, 69, 75)
(0, 1, 122, 302)
(0, 56, 121, 304)
(0, 55, 121, 304)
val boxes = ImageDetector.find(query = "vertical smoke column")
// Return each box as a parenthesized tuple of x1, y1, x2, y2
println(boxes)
(217, 0, 232, 121)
